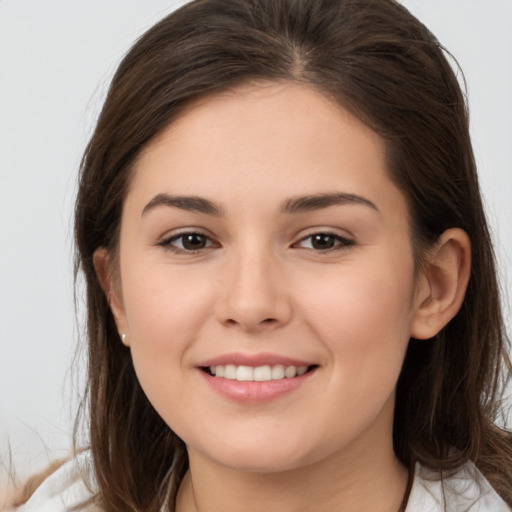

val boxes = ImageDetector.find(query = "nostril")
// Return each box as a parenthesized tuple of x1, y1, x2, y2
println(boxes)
(224, 317, 277, 326)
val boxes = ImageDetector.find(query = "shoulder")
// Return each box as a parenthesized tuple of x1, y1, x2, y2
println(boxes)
(406, 460, 511, 511)
(12, 451, 99, 512)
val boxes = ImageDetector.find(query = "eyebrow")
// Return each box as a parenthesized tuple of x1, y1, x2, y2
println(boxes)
(282, 193, 379, 214)
(142, 193, 224, 217)
(142, 191, 379, 217)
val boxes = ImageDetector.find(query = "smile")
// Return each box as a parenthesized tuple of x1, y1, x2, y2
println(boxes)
(200, 363, 318, 403)
(207, 364, 311, 381)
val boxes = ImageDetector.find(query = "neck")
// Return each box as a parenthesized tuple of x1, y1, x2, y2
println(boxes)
(176, 426, 408, 512)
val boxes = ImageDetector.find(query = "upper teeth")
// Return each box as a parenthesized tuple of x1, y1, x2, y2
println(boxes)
(209, 364, 309, 381)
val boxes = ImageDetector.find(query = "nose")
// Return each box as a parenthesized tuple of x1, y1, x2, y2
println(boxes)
(214, 246, 292, 332)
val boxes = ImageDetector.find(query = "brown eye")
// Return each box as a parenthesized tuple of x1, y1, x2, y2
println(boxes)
(181, 233, 209, 250)
(311, 234, 337, 250)
(161, 232, 215, 252)
(297, 233, 353, 251)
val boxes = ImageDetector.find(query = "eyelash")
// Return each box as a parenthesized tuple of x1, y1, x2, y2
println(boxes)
(294, 232, 354, 252)
(158, 231, 354, 254)
(158, 232, 216, 254)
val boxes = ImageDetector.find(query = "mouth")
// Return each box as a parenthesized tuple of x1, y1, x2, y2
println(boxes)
(201, 364, 318, 382)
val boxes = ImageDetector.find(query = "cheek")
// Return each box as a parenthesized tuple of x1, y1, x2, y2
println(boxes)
(119, 265, 218, 428)
(299, 255, 416, 380)
(120, 259, 216, 371)
(293, 265, 415, 445)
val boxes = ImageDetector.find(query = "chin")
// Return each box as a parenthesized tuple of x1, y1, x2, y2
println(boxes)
(187, 431, 322, 474)
(214, 450, 310, 474)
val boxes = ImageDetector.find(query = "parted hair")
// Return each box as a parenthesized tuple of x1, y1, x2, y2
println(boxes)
(61, 0, 512, 510)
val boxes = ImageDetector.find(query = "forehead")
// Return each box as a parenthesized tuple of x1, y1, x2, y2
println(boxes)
(151, 82, 380, 153)
(127, 81, 406, 220)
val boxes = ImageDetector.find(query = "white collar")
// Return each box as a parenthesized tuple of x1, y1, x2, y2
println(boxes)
(406, 460, 510, 511)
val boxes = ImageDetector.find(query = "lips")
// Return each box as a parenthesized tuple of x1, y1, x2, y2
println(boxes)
(197, 353, 318, 402)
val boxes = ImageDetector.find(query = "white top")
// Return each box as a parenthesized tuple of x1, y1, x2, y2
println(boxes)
(12, 451, 510, 512)
(407, 461, 510, 511)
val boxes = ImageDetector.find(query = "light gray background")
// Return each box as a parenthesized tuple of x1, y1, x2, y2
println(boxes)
(1, 0, 511, 477)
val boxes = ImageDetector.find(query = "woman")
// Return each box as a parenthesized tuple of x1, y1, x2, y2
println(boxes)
(11, 0, 512, 510)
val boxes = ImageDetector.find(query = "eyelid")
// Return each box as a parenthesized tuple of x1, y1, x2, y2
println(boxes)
(293, 230, 355, 251)
(157, 228, 219, 253)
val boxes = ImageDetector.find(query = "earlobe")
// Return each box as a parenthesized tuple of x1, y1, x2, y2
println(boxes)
(93, 248, 130, 345)
(410, 228, 471, 340)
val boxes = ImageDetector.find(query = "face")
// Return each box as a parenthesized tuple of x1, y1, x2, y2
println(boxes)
(108, 82, 425, 473)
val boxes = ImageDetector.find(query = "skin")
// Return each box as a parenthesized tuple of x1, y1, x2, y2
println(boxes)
(95, 82, 471, 512)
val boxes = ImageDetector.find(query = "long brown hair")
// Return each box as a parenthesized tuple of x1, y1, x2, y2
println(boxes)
(71, 0, 512, 509)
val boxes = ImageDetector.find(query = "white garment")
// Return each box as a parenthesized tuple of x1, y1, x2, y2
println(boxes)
(12, 452, 98, 512)
(12, 451, 510, 512)
(406, 462, 510, 511)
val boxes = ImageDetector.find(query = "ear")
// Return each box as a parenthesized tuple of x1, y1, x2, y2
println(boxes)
(411, 228, 471, 340)
(93, 248, 130, 346)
